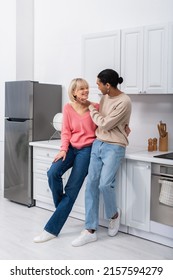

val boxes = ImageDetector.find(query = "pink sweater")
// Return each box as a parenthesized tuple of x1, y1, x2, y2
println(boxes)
(61, 103, 99, 152)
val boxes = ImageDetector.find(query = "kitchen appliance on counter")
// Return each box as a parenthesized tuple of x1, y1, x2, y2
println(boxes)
(4, 81, 62, 206)
(150, 163, 173, 244)
(49, 112, 63, 140)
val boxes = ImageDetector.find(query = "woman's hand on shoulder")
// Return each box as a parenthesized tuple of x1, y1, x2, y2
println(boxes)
(92, 102, 99, 109)
(76, 97, 91, 107)
(53, 150, 66, 162)
(125, 124, 131, 136)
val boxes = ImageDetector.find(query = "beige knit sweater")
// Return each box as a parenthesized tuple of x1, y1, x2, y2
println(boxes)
(89, 93, 132, 147)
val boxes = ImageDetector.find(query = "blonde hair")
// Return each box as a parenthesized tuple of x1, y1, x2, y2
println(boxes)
(68, 78, 89, 102)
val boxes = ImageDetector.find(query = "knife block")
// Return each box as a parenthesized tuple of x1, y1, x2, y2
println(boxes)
(159, 133, 168, 151)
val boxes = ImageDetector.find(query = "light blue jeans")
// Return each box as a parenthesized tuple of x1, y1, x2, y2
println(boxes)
(45, 144, 92, 236)
(85, 139, 125, 230)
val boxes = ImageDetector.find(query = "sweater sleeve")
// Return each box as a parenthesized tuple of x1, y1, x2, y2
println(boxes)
(60, 105, 72, 152)
(89, 99, 131, 131)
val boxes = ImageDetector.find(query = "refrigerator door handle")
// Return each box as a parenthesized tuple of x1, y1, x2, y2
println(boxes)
(5, 117, 31, 122)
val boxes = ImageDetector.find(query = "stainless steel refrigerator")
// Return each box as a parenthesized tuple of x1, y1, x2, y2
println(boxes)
(4, 81, 62, 206)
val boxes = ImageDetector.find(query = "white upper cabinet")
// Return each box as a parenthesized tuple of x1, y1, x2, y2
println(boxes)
(121, 24, 168, 94)
(82, 31, 120, 94)
(121, 27, 143, 94)
(168, 22, 173, 93)
(143, 24, 168, 94)
(82, 22, 172, 95)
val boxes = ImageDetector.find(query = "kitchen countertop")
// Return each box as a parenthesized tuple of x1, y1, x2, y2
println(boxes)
(30, 139, 61, 149)
(125, 148, 173, 165)
(29, 140, 173, 166)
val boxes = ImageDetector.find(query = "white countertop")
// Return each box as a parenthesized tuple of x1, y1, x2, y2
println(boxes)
(30, 139, 62, 149)
(126, 148, 173, 165)
(29, 140, 173, 166)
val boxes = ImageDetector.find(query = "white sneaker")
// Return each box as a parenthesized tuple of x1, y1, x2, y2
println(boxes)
(33, 230, 56, 243)
(108, 208, 121, 237)
(72, 230, 97, 247)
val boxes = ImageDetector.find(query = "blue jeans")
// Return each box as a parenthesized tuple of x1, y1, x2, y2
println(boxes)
(85, 139, 125, 230)
(45, 145, 92, 236)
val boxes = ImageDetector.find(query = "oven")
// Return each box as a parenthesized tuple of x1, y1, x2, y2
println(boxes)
(151, 163, 173, 226)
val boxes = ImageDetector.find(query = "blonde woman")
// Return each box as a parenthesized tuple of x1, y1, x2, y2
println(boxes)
(34, 78, 99, 243)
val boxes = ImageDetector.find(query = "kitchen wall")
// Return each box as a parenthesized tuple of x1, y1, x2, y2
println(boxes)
(0, 0, 34, 193)
(0, 0, 16, 193)
(128, 94, 173, 148)
(33, 0, 173, 149)
(0, 0, 173, 192)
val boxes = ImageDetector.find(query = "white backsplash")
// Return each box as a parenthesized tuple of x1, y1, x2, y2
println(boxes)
(128, 94, 173, 150)
(88, 93, 173, 151)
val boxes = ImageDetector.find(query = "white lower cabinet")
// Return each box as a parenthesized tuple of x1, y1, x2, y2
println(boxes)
(126, 159, 151, 231)
(31, 143, 172, 247)
(32, 146, 69, 211)
(32, 145, 86, 218)
(32, 146, 151, 232)
(33, 146, 58, 211)
(32, 145, 127, 228)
